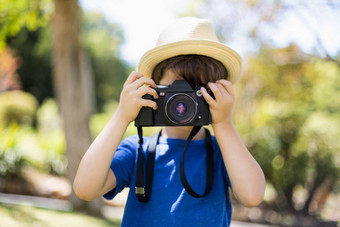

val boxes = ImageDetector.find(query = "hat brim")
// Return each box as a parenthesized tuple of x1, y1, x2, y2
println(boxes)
(136, 40, 243, 83)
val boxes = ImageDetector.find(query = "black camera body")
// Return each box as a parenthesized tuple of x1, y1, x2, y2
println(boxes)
(135, 80, 212, 127)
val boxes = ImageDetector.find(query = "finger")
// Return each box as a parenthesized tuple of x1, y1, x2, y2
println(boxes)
(215, 83, 227, 97)
(216, 80, 235, 97)
(208, 82, 223, 101)
(201, 87, 216, 106)
(124, 71, 143, 87)
(130, 77, 157, 89)
(137, 86, 159, 99)
(215, 83, 233, 102)
(139, 99, 158, 110)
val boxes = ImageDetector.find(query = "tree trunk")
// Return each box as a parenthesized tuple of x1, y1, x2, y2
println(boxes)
(52, 0, 102, 214)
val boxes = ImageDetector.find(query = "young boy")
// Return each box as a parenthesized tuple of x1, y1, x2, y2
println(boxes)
(73, 17, 266, 226)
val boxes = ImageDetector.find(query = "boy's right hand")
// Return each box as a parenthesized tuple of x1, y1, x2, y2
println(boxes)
(116, 72, 159, 124)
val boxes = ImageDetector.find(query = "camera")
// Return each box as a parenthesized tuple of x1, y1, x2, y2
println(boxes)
(135, 80, 212, 127)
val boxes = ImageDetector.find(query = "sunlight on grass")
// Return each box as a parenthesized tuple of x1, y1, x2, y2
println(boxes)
(0, 203, 121, 227)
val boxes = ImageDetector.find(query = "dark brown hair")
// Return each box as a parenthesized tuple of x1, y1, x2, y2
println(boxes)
(151, 55, 228, 87)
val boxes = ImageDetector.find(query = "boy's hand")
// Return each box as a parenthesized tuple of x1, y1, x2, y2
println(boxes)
(200, 79, 235, 125)
(116, 72, 159, 124)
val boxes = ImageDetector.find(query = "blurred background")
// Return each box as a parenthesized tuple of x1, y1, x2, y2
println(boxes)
(0, 0, 339, 226)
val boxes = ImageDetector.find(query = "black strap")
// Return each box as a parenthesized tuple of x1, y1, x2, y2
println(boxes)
(136, 126, 214, 202)
(180, 126, 214, 198)
(135, 127, 160, 202)
(135, 127, 145, 197)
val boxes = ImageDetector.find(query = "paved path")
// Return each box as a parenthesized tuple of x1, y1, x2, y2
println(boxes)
(231, 221, 278, 227)
(0, 192, 72, 211)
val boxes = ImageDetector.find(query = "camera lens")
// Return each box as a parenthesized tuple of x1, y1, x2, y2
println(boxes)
(165, 93, 197, 125)
(175, 102, 187, 116)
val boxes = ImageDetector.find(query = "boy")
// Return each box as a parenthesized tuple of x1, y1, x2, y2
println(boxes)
(73, 17, 266, 226)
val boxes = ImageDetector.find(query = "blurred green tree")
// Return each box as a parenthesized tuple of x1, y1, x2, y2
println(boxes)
(81, 12, 128, 111)
(1, 0, 129, 214)
(200, 0, 340, 221)
(6, 11, 128, 110)
(0, 90, 38, 127)
(234, 44, 340, 216)
(0, 0, 51, 48)
(0, 0, 53, 101)
(6, 27, 54, 103)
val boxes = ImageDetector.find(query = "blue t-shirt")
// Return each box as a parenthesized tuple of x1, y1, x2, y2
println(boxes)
(104, 134, 232, 226)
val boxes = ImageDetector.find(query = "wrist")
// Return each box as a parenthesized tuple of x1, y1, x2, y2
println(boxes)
(111, 108, 131, 128)
(212, 120, 235, 132)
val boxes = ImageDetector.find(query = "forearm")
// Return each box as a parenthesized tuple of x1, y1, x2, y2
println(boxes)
(213, 122, 266, 207)
(73, 110, 129, 200)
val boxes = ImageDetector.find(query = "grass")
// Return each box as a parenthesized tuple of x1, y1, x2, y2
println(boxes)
(0, 203, 121, 227)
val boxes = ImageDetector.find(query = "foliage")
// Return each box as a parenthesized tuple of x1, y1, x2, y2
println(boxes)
(6, 27, 54, 103)
(0, 124, 27, 179)
(0, 99, 66, 177)
(0, 95, 160, 179)
(35, 98, 66, 175)
(81, 11, 129, 111)
(234, 44, 340, 215)
(0, 90, 38, 127)
(199, 0, 340, 219)
(36, 98, 61, 134)
(6, 11, 129, 110)
(0, 0, 52, 49)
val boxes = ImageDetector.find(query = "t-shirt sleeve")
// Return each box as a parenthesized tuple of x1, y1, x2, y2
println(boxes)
(103, 135, 138, 200)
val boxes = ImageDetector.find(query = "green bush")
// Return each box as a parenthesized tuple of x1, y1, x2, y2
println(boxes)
(35, 130, 66, 175)
(35, 98, 66, 175)
(0, 91, 38, 127)
(235, 47, 340, 216)
(0, 98, 66, 178)
(0, 123, 29, 179)
(0, 124, 66, 177)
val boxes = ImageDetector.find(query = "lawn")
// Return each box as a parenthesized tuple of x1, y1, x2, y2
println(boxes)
(0, 203, 121, 227)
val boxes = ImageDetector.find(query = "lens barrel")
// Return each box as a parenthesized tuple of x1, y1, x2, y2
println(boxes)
(165, 93, 197, 125)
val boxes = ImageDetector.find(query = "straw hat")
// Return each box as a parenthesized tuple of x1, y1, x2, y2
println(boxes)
(136, 17, 243, 83)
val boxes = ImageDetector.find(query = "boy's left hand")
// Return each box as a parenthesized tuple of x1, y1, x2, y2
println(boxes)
(200, 79, 235, 125)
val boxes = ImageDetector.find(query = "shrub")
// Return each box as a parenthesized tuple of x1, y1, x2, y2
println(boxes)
(0, 124, 28, 179)
(0, 98, 67, 179)
(0, 91, 38, 127)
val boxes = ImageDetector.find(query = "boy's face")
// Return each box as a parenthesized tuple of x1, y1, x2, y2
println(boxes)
(159, 70, 183, 86)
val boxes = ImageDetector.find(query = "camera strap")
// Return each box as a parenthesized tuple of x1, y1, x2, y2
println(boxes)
(180, 126, 214, 198)
(135, 127, 161, 202)
(135, 126, 214, 202)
